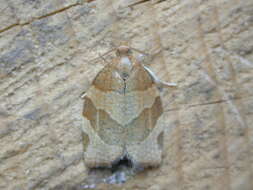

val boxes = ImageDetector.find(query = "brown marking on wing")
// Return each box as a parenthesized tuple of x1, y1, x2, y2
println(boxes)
(82, 132, 90, 152)
(92, 63, 124, 93)
(150, 96, 163, 127)
(83, 97, 125, 145)
(126, 63, 155, 92)
(83, 97, 97, 129)
(126, 96, 163, 144)
(83, 95, 163, 145)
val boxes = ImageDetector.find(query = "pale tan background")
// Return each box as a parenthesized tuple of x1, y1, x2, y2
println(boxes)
(0, 0, 253, 189)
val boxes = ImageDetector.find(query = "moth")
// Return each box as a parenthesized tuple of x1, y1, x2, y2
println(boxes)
(82, 45, 176, 169)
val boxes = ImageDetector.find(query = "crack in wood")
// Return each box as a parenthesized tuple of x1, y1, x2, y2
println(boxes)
(164, 96, 252, 112)
(128, 0, 166, 8)
(0, 2, 86, 34)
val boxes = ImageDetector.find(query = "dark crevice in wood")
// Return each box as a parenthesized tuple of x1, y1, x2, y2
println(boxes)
(0, 2, 88, 34)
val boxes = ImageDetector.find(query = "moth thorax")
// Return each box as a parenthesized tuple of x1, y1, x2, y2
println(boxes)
(118, 56, 133, 80)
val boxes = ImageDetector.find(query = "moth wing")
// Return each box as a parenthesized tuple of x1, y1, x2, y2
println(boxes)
(82, 62, 125, 168)
(125, 64, 166, 167)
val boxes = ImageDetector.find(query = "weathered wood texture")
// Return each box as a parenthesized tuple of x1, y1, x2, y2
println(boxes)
(0, 0, 252, 189)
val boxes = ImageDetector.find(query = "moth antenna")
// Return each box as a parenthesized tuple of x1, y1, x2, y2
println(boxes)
(99, 48, 116, 58)
(89, 48, 116, 63)
(99, 53, 111, 64)
(110, 42, 118, 48)
(80, 92, 87, 99)
(160, 82, 177, 88)
(129, 47, 149, 56)
(143, 65, 177, 90)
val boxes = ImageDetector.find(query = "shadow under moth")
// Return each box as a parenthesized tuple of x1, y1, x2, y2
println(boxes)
(81, 45, 176, 169)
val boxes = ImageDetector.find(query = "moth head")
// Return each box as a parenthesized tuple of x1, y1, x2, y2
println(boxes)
(116, 46, 132, 57)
